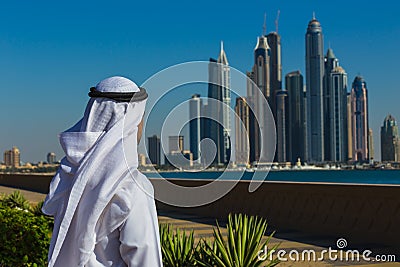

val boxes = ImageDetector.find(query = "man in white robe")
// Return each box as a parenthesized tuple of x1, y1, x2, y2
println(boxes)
(42, 76, 162, 267)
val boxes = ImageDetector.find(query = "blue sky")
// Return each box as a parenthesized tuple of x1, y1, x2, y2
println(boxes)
(0, 0, 399, 162)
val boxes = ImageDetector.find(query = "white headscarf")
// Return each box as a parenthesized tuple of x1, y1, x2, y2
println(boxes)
(42, 76, 150, 266)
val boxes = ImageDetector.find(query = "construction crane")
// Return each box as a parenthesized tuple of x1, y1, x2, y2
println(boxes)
(275, 10, 280, 33)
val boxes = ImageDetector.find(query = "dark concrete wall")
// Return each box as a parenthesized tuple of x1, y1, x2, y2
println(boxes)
(153, 179, 400, 249)
(1, 173, 399, 248)
(0, 173, 53, 194)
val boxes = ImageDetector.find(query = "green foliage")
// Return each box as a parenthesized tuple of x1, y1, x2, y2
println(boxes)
(161, 214, 280, 267)
(0, 192, 53, 267)
(1, 190, 31, 211)
(160, 224, 198, 267)
(201, 213, 280, 267)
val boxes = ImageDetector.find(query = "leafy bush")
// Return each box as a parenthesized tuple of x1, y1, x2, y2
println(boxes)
(160, 224, 198, 266)
(1, 191, 31, 211)
(0, 192, 53, 267)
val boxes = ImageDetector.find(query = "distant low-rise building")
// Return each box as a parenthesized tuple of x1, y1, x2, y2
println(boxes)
(47, 152, 57, 164)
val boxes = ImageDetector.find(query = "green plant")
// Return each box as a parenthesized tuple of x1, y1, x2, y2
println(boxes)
(0, 203, 51, 266)
(1, 190, 31, 211)
(199, 213, 280, 267)
(160, 224, 198, 267)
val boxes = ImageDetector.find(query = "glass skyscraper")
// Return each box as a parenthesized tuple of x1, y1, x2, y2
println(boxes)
(381, 114, 400, 162)
(234, 97, 250, 165)
(206, 42, 231, 166)
(286, 71, 307, 163)
(350, 76, 369, 162)
(305, 16, 325, 163)
(189, 94, 203, 163)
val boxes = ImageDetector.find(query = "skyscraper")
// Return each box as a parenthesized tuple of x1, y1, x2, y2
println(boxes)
(328, 65, 348, 162)
(207, 42, 231, 166)
(169, 135, 184, 153)
(276, 90, 289, 162)
(306, 15, 325, 163)
(247, 33, 271, 164)
(235, 97, 250, 165)
(189, 94, 203, 162)
(3, 146, 20, 167)
(368, 128, 374, 163)
(267, 31, 282, 117)
(347, 93, 353, 161)
(47, 152, 57, 164)
(381, 115, 400, 162)
(286, 71, 307, 163)
(350, 76, 369, 162)
(147, 135, 160, 166)
(323, 48, 338, 160)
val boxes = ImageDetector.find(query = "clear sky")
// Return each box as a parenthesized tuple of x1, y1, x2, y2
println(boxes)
(1, 0, 399, 162)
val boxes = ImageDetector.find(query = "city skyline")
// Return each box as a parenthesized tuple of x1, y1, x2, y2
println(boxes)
(1, 1, 399, 162)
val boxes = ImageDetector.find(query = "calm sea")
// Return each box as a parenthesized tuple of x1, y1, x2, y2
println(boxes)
(144, 169, 400, 185)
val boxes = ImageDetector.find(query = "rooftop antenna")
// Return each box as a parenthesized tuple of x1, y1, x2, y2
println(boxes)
(275, 10, 280, 33)
(312, 11, 316, 20)
(262, 12, 266, 36)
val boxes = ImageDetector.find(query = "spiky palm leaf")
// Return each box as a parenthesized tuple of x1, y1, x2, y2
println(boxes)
(199, 213, 280, 267)
(160, 223, 198, 267)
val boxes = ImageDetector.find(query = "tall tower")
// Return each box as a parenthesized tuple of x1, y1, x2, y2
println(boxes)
(347, 93, 353, 161)
(235, 97, 250, 165)
(306, 15, 325, 163)
(267, 31, 282, 116)
(276, 90, 289, 162)
(247, 29, 271, 164)
(323, 48, 339, 160)
(147, 135, 160, 166)
(189, 94, 203, 162)
(368, 128, 374, 163)
(218, 41, 232, 164)
(350, 76, 369, 162)
(381, 115, 400, 162)
(286, 71, 307, 163)
(207, 42, 231, 166)
(328, 66, 348, 162)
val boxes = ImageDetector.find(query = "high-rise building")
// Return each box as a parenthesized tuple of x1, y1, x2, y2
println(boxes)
(323, 48, 339, 160)
(368, 128, 374, 163)
(267, 32, 282, 117)
(306, 15, 325, 163)
(350, 76, 369, 162)
(47, 152, 57, 164)
(147, 135, 161, 166)
(347, 93, 353, 161)
(328, 65, 348, 162)
(207, 42, 231, 166)
(235, 97, 250, 165)
(286, 71, 307, 163)
(381, 115, 400, 162)
(189, 94, 203, 162)
(247, 32, 271, 164)
(138, 153, 147, 167)
(4, 146, 20, 167)
(169, 135, 184, 153)
(276, 91, 289, 162)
